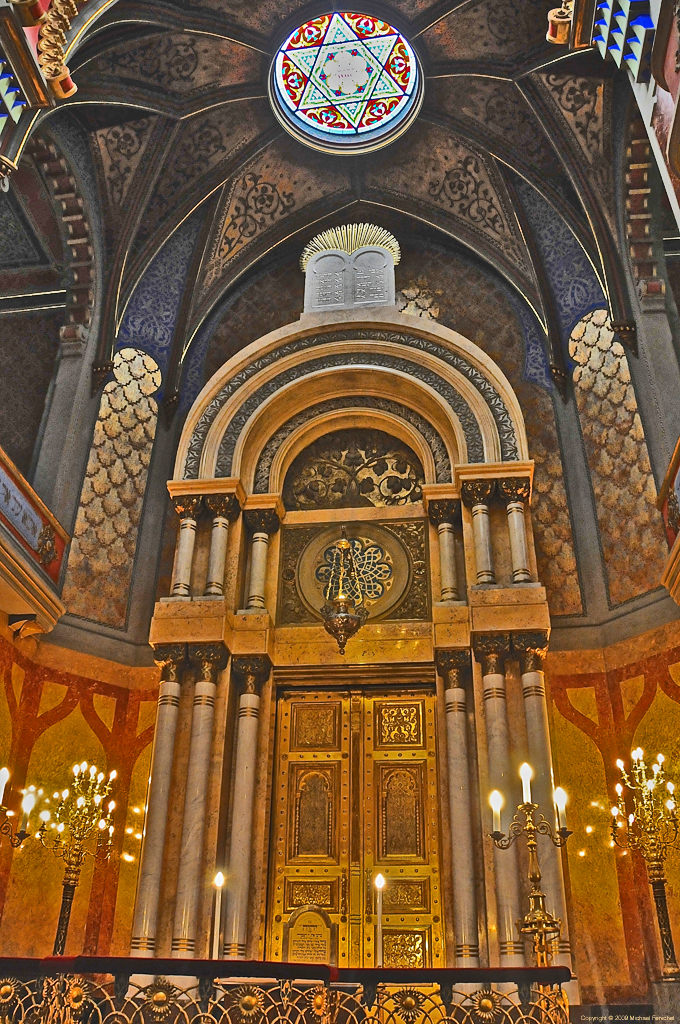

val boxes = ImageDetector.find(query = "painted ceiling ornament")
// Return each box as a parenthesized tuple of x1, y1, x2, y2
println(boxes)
(270, 12, 423, 154)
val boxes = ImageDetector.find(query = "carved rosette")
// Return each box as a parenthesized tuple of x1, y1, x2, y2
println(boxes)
(435, 649, 471, 688)
(472, 633, 510, 676)
(497, 477, 531, 505)
(152, 643, 187, 683)
(205, 494, 241, 522)
(427, 499, 460, 526)
(461, 480, 496, 508)
(173, 495, 203, 521)
(511, 631, 549, 674)
(189, 642, 229, 684)
(232, 655, 272, 694)
(243, 509, 280, 536)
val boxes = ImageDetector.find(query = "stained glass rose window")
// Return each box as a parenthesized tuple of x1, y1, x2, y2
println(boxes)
(270, 12, 423, 154)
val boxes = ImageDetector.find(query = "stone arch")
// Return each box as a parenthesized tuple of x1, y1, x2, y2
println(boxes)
(175, 312, 529, 488)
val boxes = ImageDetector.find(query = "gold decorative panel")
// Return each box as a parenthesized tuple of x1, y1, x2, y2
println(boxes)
(376, 701, 423, 746)
(268, 688, 443, 967)
(383, 930, 429, 968)
(291, 702, 340, 750)
(289, 765, 337, 861)
(285, 880, 336, 912)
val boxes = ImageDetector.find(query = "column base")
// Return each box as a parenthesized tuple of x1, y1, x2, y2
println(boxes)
(160, 596, 192, 603)
(651, 979, 680, 1015)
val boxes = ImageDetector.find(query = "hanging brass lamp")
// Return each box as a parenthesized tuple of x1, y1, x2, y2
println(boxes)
(320, 527, 368, 655)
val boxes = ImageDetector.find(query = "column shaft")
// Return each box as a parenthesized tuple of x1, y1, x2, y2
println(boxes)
(224, 691, 261, 958)
(507, 502, 531, 583)
(131, 647, 184, 955)
(204, 494, 240, 598)
(471, 504, 495, 584)
(171, 645, 227, 957)
(170, 497, 202, 598)
(442, 665, 479, 965)
(204, 517, 230, 596)
(438, 522, 459, 601)
(246, 533, 269, 609)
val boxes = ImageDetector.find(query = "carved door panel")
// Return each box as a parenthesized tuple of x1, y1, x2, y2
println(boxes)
(267, 689, 444, 967)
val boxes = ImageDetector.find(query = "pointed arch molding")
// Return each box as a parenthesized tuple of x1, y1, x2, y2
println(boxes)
(175, 313, 529, 488)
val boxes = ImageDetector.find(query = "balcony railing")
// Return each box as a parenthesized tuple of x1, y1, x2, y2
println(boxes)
(0, 958, 570, 1024)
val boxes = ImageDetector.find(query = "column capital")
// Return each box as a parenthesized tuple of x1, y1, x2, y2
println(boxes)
(232, 654, 272, 694)
(173, 495, 203, 520)
(472, 632, 510, 675)
(428, 499, 460, 526)
(152, 643, 187, 682)
(205, 493, 241, 521)
(436, 649, 471, 687)
(244, 508, 280, 535)
(512, 630, 549, 673)
(497, 477, 531, 504)
(461, 480, 496, 508)
(188, 642, 229, 683)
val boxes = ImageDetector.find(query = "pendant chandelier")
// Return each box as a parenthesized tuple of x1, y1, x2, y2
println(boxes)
(320, 527, 368, 654)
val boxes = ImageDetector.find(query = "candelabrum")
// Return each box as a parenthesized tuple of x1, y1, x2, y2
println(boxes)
(37, 761, 116, 955)
(490, 764, 571, 967)
(611, 747, 680, 978)
(0, 767, 36, 848)
(320, 526, 368, 655)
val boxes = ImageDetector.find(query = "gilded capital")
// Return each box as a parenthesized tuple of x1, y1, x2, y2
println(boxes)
(232, 654, 272, 694)
(173, 495, 203, 521)
(472, 633, 510, 675)
(512, 631, 549, 673)
(189, 642, 229, 683)
(436, 649, 470, 688)
(428, 499, 460, 526)
(461, 480, 496, 508)
(244, 508, 280, 536)
(497, 477, 531, 504)
(205, 493, 241, 521)
(152, 643, 187, 683)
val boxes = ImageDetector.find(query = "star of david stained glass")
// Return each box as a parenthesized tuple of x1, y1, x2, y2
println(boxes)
(270, 12, 423, 154)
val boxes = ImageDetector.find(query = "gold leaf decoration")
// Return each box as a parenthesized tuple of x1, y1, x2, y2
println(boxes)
(300, 223, 401, 271)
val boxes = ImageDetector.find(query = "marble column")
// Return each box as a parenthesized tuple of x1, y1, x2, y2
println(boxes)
(462, 481, 496, 585)
(473, 633, 524, 967)
(428, 499, 460, 601)
(204, 494, 240, 597)
(170, 496, 203, 598)
(171, 643, 228, 957)
(131, 644, 186, 955)
(244, 509, 280, 610)
(498, 478, 532, 584)
(436, 649, 479, 966)
(512, 631, 578, 993)
(223, 655, 270, 958)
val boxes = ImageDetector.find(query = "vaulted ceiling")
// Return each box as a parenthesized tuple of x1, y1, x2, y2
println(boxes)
(13, 0, 632, 404)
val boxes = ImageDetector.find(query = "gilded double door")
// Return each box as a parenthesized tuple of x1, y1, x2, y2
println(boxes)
(266, 688, 445, 967)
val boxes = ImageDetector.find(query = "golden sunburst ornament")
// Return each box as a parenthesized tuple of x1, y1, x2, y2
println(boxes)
(307, 986, 329, 1018)
(470, 989, 502, 1024)
(232, 986, 266, 1021)
(393, 988, 424, 1024)
(144, 980, 177, 1020)
(0, 978, 20, 1013)
(300, 223, 401, 271)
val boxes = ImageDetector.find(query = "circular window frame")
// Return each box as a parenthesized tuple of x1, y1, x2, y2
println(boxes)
(268, 11, 424, 156)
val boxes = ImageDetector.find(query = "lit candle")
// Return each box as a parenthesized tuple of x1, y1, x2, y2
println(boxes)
(19, 792, 35, 833)
(520, 762, 533, 805)
(0, 768, 9, 807)
(554, 787, 568, 831)
(212, 872, 225, 959)
(489, 790, 503, 834)
(374, 873, 385, 968)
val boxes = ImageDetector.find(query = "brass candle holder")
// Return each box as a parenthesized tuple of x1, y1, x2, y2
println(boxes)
(37, 761, 116, 955)
(611, 747, 680, 978)
(490, 765, 572, 967)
